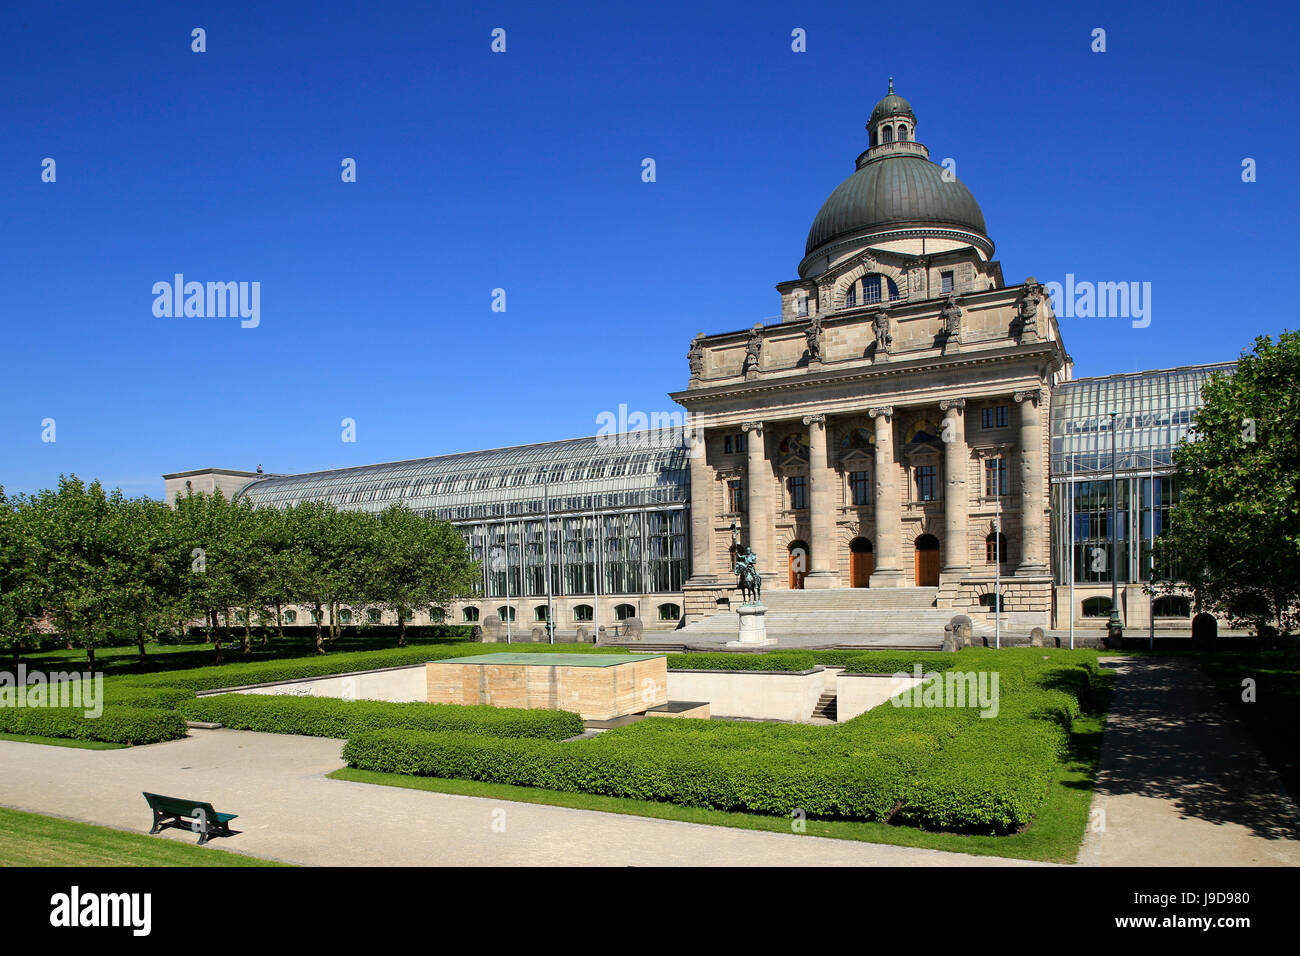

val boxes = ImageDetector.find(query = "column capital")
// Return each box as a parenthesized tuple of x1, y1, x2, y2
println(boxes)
(801, 413, 826, 428)
(1014, 388, 1042, 407)
(741, 420, 764, 435)
(868, 405, 894, 420)
(938, 398, 967, 413)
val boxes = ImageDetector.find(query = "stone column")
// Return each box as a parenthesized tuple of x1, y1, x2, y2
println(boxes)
(685, 424, 714, 583)
(803, 413, 837, 588)
(939, 399, 969, 572)
(869, 406, 904, 586)
(742, 421, 772, 581)
(1014, 388, 1047, 572)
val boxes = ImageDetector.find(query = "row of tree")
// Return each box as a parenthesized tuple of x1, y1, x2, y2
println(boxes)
(0, 477, 479, 666)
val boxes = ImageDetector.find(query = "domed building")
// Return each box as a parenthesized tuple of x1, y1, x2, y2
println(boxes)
(673, 82, 1069, 633)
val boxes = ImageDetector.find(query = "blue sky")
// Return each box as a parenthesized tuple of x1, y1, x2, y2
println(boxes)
(2, 0, 1296, 498)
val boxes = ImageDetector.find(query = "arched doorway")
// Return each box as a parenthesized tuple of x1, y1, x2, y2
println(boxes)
(849, 537, 874, 588)
(914, 534, 940, 587)
(788, 540, 809, 590)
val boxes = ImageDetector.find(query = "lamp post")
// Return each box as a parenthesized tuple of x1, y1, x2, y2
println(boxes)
(1107, 411, 1123, 641)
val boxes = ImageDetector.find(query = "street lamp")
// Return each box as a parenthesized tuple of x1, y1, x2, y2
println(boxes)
(1107, 411, 1123, 641)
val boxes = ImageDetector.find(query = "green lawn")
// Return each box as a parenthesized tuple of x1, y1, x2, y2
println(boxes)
(0, 732, 126, 750)
(0, 806, 287, 867)
(331, 669, 1113, 864)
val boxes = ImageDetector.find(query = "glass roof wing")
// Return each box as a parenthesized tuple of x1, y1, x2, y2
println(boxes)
(236, 428, 691, 520)
(1050, 362, 1236, 475)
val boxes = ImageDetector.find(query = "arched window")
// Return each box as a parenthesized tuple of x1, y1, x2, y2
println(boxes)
(882, 125, 894, 143)
(1153, 595, 1191, 618)
(534, 605, 550, 622)
(366, 608, 382, 624)
(574, 604, 594, 621)
(283, 609, 297, 624)
(985, 532, 1008, 563)
(338, 608, 354, 625)
(849, 275, 900, 308)
(463, 606, 480, 622)
(429, 607, 446, 624)
(1082, 597, 1113, 618)
(497, 606, 516, 622)
(897, 124, 908, 141)
(658, 603, 681, 621)
(614, 603, 637, 620)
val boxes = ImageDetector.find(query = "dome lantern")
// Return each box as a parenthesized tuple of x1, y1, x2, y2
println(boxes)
(868, 78, 916, 148)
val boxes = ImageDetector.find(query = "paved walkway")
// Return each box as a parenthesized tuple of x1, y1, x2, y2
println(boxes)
(1080, 657, 1300, 866)
(0, 730, 1034, 867)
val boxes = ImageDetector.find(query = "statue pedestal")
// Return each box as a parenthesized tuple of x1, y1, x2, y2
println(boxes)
(727, 602, 775, 648)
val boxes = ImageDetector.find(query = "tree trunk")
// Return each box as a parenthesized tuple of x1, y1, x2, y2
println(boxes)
(314, 603, 325, 655)
(137, 630, 147, 663)
(204, 610, 213, 644)
(330, 602, 339, 643)
(243, 616, 252, 656)
(398, 615, 408, 647)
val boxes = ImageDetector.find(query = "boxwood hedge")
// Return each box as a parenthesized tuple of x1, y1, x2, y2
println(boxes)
(0, 705, 188, 745)
(180, 693, 585, 741)
(342, 726, 914, 820)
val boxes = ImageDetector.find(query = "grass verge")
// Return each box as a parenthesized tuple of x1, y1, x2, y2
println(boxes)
(0, 732, 126, 750)
(0, 806, 288, 867)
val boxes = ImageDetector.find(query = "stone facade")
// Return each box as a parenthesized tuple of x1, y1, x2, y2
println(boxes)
(671, 87, 1067, 628)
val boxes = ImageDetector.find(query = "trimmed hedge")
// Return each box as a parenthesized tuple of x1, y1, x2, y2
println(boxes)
(103, 684, 195, 710)
(667, 651, 819, 671)
(895, 718, 1067, 832)
(121, 643, 626, 693)
(342, 727, 914, 820)
(0, 705, 188, 745)
(180, 693, 585, 741)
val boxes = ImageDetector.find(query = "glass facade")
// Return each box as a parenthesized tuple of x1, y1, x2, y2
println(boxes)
(235, 429, 691, 599)
(1050, 362, 1234, 585)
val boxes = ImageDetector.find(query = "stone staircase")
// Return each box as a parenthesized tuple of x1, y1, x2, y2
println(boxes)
(810, 692, 838, 721)
(659, 587, 995, 647)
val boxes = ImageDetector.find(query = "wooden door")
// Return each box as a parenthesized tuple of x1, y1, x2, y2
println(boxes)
(915, 535, 940, 587)
(788, 542, 808, 589)
(849, 538, 873, 588)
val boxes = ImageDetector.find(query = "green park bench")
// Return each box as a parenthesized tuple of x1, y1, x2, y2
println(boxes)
(142, 792, 238, 845)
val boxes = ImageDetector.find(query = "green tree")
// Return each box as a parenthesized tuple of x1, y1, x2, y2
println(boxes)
(20, 476, 121, 669)
(1154, 332, 1300, 637)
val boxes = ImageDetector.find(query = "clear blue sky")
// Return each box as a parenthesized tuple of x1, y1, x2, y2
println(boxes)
(2, 0, 1296, 498)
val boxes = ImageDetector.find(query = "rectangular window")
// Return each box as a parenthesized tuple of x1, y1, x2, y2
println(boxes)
(724, 435, 732, 454)
(916, 465, 936, 502)
(788, 475, 808, 510)
(981, 405, 1008, 429)
(941, 271, 954, 294)
(736, 433, 746, 453)
(984, 457, 1007, 497)
(849, 470, 871, 506)
(726, 479, 744, 514)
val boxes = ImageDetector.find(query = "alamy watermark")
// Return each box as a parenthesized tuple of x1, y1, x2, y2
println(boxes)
(1043, 274, 1151, 329)
(152, 274, 260, 328)
(595, 404, 702, 454)
(0, 666, 104, 718)
(890, 664, 1000, 717)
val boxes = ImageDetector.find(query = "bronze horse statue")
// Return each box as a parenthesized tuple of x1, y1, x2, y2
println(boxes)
(735, 547, 762, 604)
